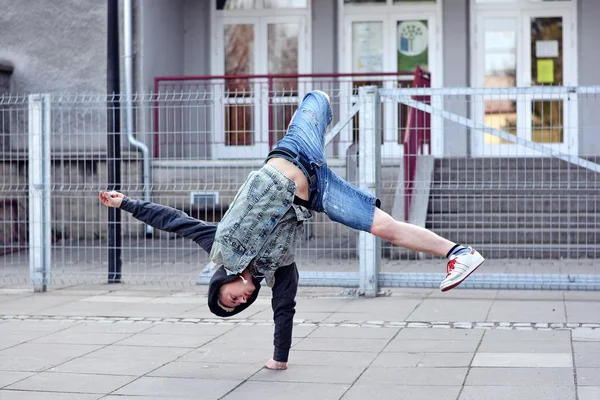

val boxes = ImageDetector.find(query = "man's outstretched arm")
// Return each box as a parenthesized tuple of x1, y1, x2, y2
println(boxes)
(99, 191, 217, 253)
(266, 262, 299, 370)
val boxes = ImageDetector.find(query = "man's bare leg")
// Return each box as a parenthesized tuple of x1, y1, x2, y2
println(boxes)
(370, 208, 454, 257)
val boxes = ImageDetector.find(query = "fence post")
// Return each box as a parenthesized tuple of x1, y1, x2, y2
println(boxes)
(358, 86, 381, 297)
(28, 94, 51, 292)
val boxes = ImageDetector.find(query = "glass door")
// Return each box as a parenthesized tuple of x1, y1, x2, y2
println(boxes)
(212, 1, 309, 159)
(344, 13, 438, 158)
(473, 5, 577, 156)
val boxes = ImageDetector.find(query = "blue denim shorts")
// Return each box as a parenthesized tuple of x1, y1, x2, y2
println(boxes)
(266, 91, 380, 233)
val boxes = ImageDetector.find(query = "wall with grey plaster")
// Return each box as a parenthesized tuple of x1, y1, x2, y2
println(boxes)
(578, 0, 600, 156)
(0, 0, 106, 94)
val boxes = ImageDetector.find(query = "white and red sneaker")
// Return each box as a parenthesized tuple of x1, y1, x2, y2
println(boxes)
(440, 247, 485, 292)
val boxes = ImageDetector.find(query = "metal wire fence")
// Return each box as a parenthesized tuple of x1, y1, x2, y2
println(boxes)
(0, 83, 599, 289)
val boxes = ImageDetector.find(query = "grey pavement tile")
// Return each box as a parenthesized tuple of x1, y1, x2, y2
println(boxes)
(487, 300, 566, 322)
(577, 368, 600, 386)
(573, 329, 600, 342)
(482, 329, 570, 342)
(335, 296, 422, 313)
(357, 366, 468, 386)
(292, 337, 390, 352)
(6, 371, 136, 394)
(53, 345, 190, 375)
(33, 302, 131, 317)
(564, 292, 600, 301)
(80, 295, 155, 303)
(566, 301, 600, 323)
(323, 311, 405, 323)
(574, 342, 600, 368)
(294, 298, 353, 313)
(459, 385, 575, 400)
(395, 328, 484, 341)
(288, 350, 378, 367)
(341, 384, 462, 400)
(427, 289, 498, 300)
(407, 299, 493, 321)
(221, 381, 349, 400)
(0, 372, 35, 388)
(495, 290, 565, 300)
(579, 387, 600, 400)
(115, 333, 215, 348)
(371, 352, 473, 368)
(108, 303, 203, 318)
(149, 361, 261, 380)
(307, 326, 399, 339)
(179, 347, 272, 365)
(478, 338, 571, 353)
(59, 321, 153, 334)
(472, 353, 573, 368)
(383, 339, 479, 353)
(0, 343, 101, 372)
(31, 331, 131, 346)
(143, 322, 235, 336)
(261, 311, 331, 322)
(0, 390, 100, 400)
(250, 365, 364, 384)
(465, 367, 574, 386)
(114, 376, 241, 398)
(0, 329, 57, 351)
(370, 352, 424, 368)
(0, 319, 80, 333)
(0, 296, 87, 315)
(418, 353, 474, 367)
(148, 296, 206, 305)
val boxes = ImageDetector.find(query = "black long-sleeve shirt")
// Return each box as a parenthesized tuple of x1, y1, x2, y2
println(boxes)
(119, 197, 297, 362)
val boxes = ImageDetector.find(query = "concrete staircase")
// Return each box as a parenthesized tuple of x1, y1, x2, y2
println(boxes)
(426, 157, 600, 259)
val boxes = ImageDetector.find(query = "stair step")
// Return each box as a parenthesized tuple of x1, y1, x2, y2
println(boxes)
(421, 243, 600, 259)
(431, 228, 600, 245)
(428, 196, 600, 214)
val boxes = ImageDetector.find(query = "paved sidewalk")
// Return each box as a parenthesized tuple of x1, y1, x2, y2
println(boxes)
(0, 285, 599, 400)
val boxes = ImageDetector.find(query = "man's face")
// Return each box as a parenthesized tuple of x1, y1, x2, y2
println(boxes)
(219, 275, 256, 309)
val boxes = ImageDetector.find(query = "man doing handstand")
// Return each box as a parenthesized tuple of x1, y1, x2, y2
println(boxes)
(99, 90, 484, 370)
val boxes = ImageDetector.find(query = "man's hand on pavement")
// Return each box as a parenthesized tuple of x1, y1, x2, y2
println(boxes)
(264, 358, 288, 370)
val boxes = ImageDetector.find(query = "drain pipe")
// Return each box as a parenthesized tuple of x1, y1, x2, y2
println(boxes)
(124, 0, 153, 236)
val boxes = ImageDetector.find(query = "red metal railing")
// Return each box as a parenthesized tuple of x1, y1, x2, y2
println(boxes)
(403, 66, 431, 221)
(153, 72, 416, 158)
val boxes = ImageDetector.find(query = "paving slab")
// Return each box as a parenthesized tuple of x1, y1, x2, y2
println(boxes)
(113, 376, 241, 399)
(472, 353, 573, 368)
(149, 361, 261, 380)
(407, 299, 493, 321)
(465, 367, 574, 386)
(251, 365, 365, 384)
(487, 300, 566, 322)
(383, 339, 480, 353)
(6, 371, 136, 395)
(357, 366, 468, 386)
(579, 387, 600, 400)
(341, 384, 462, 400)
(577, 368, 600, 386)
(459, 385, 576, 400)
(222, 381, 349, 400)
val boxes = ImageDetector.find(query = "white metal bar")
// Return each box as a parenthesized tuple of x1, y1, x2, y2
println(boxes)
(380, 86, 600, 97)
(28, 94, 51, 292)
(324, 102, 360, 146)
(394, 95, 600, 174)
(358, 86, 381, 297)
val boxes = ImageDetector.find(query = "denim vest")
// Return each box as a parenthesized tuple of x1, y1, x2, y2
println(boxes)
(209, 164, 312, 286)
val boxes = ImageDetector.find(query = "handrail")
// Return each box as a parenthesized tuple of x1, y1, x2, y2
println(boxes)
(402, 66, 431, 221)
